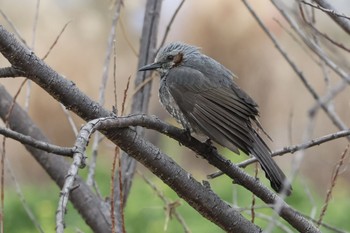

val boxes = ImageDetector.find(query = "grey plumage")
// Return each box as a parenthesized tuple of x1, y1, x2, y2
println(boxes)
(139, 42, 291, 195)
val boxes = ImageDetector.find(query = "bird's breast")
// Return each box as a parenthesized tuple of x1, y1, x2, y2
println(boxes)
(159, 79, 193, 131)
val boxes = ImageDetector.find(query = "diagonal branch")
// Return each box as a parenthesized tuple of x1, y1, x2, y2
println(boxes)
(312, 0, 350, 34)
(0, 23, 319, 232)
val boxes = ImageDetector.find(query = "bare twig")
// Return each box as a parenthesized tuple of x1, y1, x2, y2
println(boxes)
(87, 0, 123, 187)
(132, 75, 154, 96)
(0, 127, 73, 156)
(301, 1, 350, 20)
(0, 136, 5, 233)
(1, 79, 27, 233)
(42, 21, 71, 60)
(121, 76, 131, 116)
(110, 147, 118, 233)
(309, 80, 347, 116)
(158, 0, 186, 50)
(31, 0, 40, 50)
(273, 0, 350, 83)
(5, 159, 44, 233)
(26, 0, 40, 113)
(302, 213, 349, 233)
(119, 18, 138, 57)
(113, 39, 118, 115)
(305, 0, 350, 34)
(138, 170, 191, 233)
(60, 104, 78, 136)
(317, 145, 348, 227)
(268, 1, 349, 134)
(272, 17, 320, 66)
(251, 163, 258, 223)
(208, 128, 350, 179)
(299, 3, 350, 53)
(116, 147, 126, 233)
(0, 10, 27, 45)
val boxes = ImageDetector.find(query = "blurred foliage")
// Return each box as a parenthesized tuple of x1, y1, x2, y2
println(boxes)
(4, 157, 350, 233)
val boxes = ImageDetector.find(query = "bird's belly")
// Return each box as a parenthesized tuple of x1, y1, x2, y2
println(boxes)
(159, 84, 193, 132)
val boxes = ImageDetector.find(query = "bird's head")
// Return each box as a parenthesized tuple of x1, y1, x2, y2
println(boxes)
(139, 42, 200, 76)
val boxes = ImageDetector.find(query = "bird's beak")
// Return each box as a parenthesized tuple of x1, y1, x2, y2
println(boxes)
(138, 62, 161, 71)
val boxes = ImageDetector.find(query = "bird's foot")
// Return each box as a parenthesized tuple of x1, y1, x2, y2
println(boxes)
(183, 128, 192, 142)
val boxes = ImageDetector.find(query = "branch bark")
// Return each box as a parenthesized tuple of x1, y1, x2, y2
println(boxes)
(0, 26, 262, 232)
(312, 0, 350, 34)
(117, 0, 163, 205)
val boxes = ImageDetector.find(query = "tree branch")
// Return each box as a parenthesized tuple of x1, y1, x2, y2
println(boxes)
(0, 22, 319, 232)
(0, 66, 24, 77)
(0, 85, 112, 233)
(312, 0, 350, 34)
(0, 126, 73, 156)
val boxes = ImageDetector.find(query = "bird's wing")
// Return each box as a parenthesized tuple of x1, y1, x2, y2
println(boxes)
(165, 66, 259, 155)
(165, 66, 291, 194)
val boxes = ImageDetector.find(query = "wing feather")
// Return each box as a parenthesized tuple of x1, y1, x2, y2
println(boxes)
(164, 66, 291, 194)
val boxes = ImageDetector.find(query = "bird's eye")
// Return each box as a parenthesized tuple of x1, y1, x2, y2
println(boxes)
(166, 55, 174, 60)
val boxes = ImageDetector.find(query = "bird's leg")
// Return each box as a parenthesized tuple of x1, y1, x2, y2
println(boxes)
(183, 128, 192, 142)
(204, 138, 218, 153)
(204, 139, 232, 165)
(204, 138, 214, 146)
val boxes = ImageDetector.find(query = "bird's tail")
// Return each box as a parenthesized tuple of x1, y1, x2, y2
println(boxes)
(250, 131, 292, 195)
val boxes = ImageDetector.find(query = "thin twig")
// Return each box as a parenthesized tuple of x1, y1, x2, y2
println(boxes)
(312, 0, 350, 34)
(110, 147, 118, 233)
(113, 39, 118, 115)
(0, 10, 27, 45)
(1, 79, 27, 233)
(60, 104, 78, 136)
(117, 148, 125, 233)
(208, 128, 350, 178)
(42, 21, 72, 60)
(158, 0, 186, 50)
(121, 76, 131, 116)
(5, 159, 44, 233)
(0, 136, 5, 233)
(302, 212, 349, 233)
(317, 144, 348, 226)
(309, 80, 347, 116)
(0, 127, 73, 156)
(87, 0, 123, 188)
(119, 17, 138, 57)
(272, 17, 321, 66)
(31, 0, 40, 50)
(301, 1, 350, 21)
(137, 170, 191, 233)
(251, 162, 258, 223)
(299, 3, 350, 53)
(270, 0, 349, 134)
(132, 75, 154, 96)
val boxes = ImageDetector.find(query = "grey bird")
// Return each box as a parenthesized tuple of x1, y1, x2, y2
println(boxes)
(139, 42, 291, 195)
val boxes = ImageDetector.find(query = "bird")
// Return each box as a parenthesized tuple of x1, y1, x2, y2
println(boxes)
(139, 42, 291, 195)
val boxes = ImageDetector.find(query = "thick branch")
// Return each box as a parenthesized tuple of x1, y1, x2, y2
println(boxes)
(0, 25, 259, 232)
(0, 25, 319, 232)
(117, 0, 163, 205)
